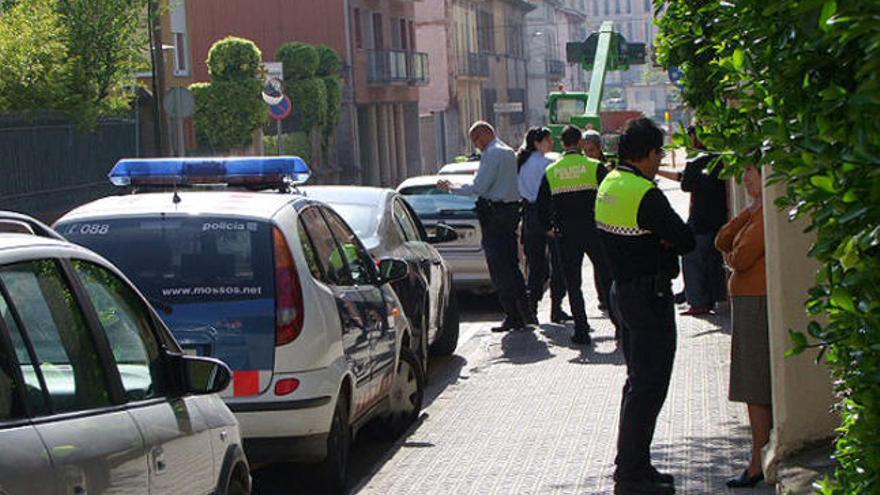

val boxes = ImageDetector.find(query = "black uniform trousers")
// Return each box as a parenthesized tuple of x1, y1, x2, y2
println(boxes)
(522, 204, 565, 309)
(610, 277, 677, 479)
(477, 201, 528, 326)
(557, 220, 613, 332)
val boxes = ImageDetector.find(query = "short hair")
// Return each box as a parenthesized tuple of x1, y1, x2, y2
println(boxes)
(468, 121, 495, 137)
(582, 129, 602, 145)
(618, 117, 664, 162)
(561, 125, 582, 148)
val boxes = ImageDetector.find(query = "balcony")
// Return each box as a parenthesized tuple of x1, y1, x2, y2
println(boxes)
(367, 50, 429, 85)
(546, 59, 566, 79)
(457, 52, 490, 78)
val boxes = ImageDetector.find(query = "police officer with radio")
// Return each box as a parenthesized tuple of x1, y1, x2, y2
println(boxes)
(536, 125, 612, 345)
(438, 121, 533, 331)
(595, 118, 695, 495)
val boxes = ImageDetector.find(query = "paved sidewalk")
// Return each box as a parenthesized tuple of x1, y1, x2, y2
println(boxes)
(352, 182, 774, 495)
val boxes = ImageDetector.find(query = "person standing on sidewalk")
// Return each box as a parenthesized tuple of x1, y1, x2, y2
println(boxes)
(438, 121, 534, 331)
(517, 127, 571, 324)
(656, 126, 729, 315)
(596, 117, 695, 494)
(715, 165, 771, 489)
(536, 125, 611, 345)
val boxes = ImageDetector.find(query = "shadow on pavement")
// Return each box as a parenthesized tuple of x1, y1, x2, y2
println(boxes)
(456, 290, 503, 323)
(539, 324, 625, 366)
(496, 327, 554, 365)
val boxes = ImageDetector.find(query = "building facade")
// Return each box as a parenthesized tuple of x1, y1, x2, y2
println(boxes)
(525, 0, 589, 127)
(175, 0, 427, 187)
(417, 0, 533, 170)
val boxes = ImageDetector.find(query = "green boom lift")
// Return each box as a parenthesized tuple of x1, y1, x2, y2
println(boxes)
(545, 21, 647, 149)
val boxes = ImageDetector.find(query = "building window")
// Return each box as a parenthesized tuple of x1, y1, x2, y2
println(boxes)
(400, 19, 408, 50)
(615, 0, 621, 14)
(477, 9, 495, 53)
(644, 0, 651, 12)
(170, 0, 189, 76)
(593, 0, 599, 16)
(626, 0, 632, 14)
(353, 8, 362, 49)
(604, 0, 610, 15)
(409, 20, 416, 51)
(372, 12, 384, 50)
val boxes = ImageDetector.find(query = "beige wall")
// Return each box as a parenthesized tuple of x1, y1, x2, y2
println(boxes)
(760, 167, 838, 482)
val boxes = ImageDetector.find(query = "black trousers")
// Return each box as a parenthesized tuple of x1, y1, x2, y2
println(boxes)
(611, 277, 677, 479)
(478, 202, 528, 325)
(557, 222, 613, 331)
(522, 206, 565, 309)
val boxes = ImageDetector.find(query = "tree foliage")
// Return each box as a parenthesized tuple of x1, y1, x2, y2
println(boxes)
(655, 1, 880, 493)
(277, 42, 318, 81)
(191, 37, 266, 152)
(0, 0, 146, 129)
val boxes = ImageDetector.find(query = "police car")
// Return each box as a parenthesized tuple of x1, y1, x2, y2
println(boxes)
(55, 157, 424, 491)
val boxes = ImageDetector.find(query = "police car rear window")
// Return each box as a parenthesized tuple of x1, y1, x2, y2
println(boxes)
(58, 217, 273, 303)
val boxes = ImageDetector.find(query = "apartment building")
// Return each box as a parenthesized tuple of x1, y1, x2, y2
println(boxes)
(417, 0, 534, 169)
(166, 0, 428, 186)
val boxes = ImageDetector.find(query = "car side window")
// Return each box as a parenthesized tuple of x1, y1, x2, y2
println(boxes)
(298, 207, 353, 286)
(71, 260, 165, 401)
(392, 199, 420, 242)
(0, 260, 112, 414)
(0, 300, 25, 420)
(321, 208, 378, 286)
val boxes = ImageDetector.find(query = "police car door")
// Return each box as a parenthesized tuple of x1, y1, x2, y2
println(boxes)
(319, 207, 396, 416)
(297, 207, 373, 404)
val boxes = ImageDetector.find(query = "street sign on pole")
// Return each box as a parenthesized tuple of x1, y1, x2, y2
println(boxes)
(492, 102, 523, 114)
(268, 95, 292, 156)
(163, 87, 195, 157)
(262, 77, 284, 106)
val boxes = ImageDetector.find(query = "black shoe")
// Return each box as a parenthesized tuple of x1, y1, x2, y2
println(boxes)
(571, 329, 592, 345)
(726, 469, 763, 488)
(647, 466, 674, 485)
(614, 478, 675, 494)
(550, 308, 572, 324)
(492, 320, 524, 333)
(673, 291, 686, 305)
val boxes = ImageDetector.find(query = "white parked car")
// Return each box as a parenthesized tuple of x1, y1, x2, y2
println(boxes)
(0, 211, 249, 494)
(55, 157, 424, 492)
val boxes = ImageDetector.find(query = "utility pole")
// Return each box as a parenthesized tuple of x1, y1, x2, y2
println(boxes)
(148, 0, 167, 156)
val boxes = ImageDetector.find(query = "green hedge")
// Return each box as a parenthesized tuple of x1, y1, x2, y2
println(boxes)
(277, 42, 318, 81)
(207, 36, 262, 81)
(263, 131, 311, 162)
(191, 78, 265, 151)
(655, 1, 880, 493)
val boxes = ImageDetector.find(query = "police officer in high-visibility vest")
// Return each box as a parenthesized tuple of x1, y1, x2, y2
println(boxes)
(536, 125, 613, 345)
(596, 118, 694, 495)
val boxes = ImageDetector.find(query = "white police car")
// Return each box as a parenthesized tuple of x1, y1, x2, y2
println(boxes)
(55, 157, 424, 491)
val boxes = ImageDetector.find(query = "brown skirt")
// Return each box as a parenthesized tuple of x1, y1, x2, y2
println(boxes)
(728, 295, 772, 405)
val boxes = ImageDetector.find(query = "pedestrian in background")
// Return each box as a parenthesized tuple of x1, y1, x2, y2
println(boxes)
(596, 117, 695, 495)
(657, 126, 729, 315)
(715, 165, 771, 488)
(517, 127, 571, 324)
(438, 121, 534, 331)
(536, 125, 610, 345)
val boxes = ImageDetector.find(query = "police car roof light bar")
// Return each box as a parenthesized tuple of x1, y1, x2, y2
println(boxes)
(108, 156, 311, 188)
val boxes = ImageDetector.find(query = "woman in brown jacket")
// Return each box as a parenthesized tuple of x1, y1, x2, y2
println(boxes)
(715, 166, 770, 488)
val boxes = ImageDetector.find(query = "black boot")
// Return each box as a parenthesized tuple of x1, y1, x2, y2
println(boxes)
(518, 299, 538, 326)
(571, 326, 592, 345)
(550, 304, 572, 324)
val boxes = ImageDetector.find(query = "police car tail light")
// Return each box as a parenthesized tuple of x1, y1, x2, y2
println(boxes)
(108, 156, 311, 187)
(273, 227, 304, 346)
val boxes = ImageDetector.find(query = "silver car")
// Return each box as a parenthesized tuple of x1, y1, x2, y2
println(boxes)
(0, 212, 250, 495)
(396, 175, 500, 294)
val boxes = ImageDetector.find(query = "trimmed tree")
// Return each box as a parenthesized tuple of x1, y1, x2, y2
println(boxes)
(190, 37, 266, 152)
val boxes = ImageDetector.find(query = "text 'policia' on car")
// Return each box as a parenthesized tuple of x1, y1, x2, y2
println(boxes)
(55, 156, 426, 492)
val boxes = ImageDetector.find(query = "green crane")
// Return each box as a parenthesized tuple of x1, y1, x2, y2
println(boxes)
(545, 21, 647, 149)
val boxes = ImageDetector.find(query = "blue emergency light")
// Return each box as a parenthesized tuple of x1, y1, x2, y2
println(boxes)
(108, 156, 311, 187)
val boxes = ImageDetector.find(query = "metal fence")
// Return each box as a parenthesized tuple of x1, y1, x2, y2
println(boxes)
(0, 113, 137, 223)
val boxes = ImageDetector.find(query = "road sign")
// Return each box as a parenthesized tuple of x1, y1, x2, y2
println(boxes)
(262, 77, 284, 106)
(493, 102, 523, 114)
(163, 87, 195, 119)
(269, 95, 292, 120)
(262, 62, 283, 81)
(668, 66, 684, 89)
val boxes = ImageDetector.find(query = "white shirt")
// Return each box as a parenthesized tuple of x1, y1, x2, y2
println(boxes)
(517, 151, 553, 203)
(452, 139, 521, 202)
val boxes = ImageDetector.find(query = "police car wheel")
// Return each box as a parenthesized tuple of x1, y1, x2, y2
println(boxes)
(384, 347, 424, 438)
